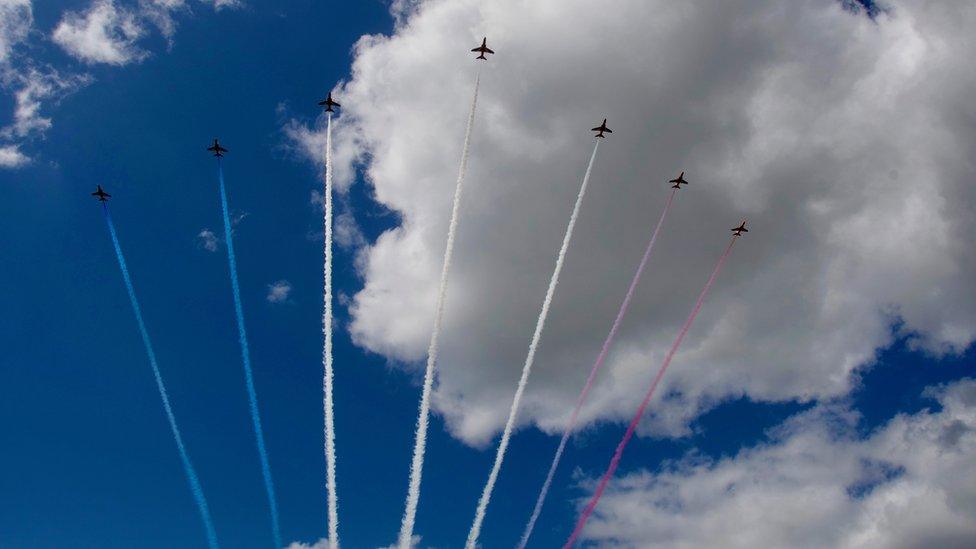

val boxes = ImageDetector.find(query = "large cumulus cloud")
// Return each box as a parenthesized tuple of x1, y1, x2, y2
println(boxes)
(580, 378, 976, 548)
(290, 0, 976, 446)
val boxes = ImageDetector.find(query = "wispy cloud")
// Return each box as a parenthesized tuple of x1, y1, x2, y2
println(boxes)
(0, 143, 28, 167)
(288, 535, 422, 549)
(0, 0, 32, 66)
(0, 0, 93, 168)
(52, 0, 149, 66)
(281, 111, 360, 193)
(231, 210, 248, 227)
(139, 0, 188, 42)
(285, 539, 332, 549)
(0, 0, 241, 169)
(310, 191, 366, 250)
(51, 0, 243, 63)
(266, 280, 292, 304)
(196, 228, 219, 252)
(204, 0, 242, 11)
(1, 67, 92, 139)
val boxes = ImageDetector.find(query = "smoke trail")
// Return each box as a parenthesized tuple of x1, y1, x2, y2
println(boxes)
(519, 188, 677, 549)
(398, 69, 481, 549)
(465, 140, 601, 549)
(102, 204, 220, 549)
(217, 160, 282, 548)
(322, 112, 340, 547)
(563, 236, 739, 548)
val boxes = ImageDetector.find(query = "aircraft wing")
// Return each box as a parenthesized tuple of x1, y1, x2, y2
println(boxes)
(484, 46, 494, 54)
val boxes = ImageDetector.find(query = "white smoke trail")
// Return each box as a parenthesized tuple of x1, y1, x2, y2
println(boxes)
(398, 69, 482, 549)
(322, 112, 340, 548)
(465, 140, 601, 549)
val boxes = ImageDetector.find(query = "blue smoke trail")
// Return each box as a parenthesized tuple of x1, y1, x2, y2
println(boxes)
(102, 203, 220, 549)
(217, 159, 282, 548)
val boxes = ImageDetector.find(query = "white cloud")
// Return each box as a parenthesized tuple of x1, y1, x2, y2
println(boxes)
(231, 210, 248, 227)
(378, 535, 421, 549)
(286, 536, 420, 549)
(334, 209, 366, 250)
(0, 0, 238, 167)
(310, 190, 367, 250)
(0, 143, 28, 167)
(51, 0, 237, 58)
(285, 539, 332, 549)
(266, 280, 292, 303)
(196, 214, 245, 249)
(0, 66, 91, 167)
(290, 0, 976, 446)
(202, 0, 241, 11)
(52, 0, 148, 65)
(579, 379, 976, 548)
(0, 0, 32, 65)
(309, 189, 325, 207)
(139, 0, 188, 40)
(1, 67, 91, 139)
(283, 117, 361, 193)
(196, 228, 219, 251)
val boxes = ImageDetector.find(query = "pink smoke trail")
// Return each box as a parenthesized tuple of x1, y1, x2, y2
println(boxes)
(519, 188, 677, 549)
(563, 236, 739, 548)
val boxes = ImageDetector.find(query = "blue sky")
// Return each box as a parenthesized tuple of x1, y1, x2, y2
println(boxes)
(1, 1, 974, 548)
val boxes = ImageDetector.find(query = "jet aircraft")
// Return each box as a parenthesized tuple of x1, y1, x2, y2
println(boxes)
(318, 92, 340, 112)
(669, 172, 688, 189)
(207, 138, 228, 157)
(471, 37, 494, 60)
(591, 119, 612, 138)
(91, 185, 111, 202)
(731, 221, 749, 236)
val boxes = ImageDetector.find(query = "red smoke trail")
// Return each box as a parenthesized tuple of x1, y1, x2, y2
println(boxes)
(563, 236, 739, 548)
(519, 188, 677, 549)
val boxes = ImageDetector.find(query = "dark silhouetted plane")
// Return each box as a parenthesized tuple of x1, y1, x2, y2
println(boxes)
(207, 138, 228, 157)
(471, 37, 494, 60)
(669, 172, 688, 189)
(591, 118, 612, 138)
(318, 92, 340, 112)
(91, 184, 111, 202)
(731, 220, 749, 236)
